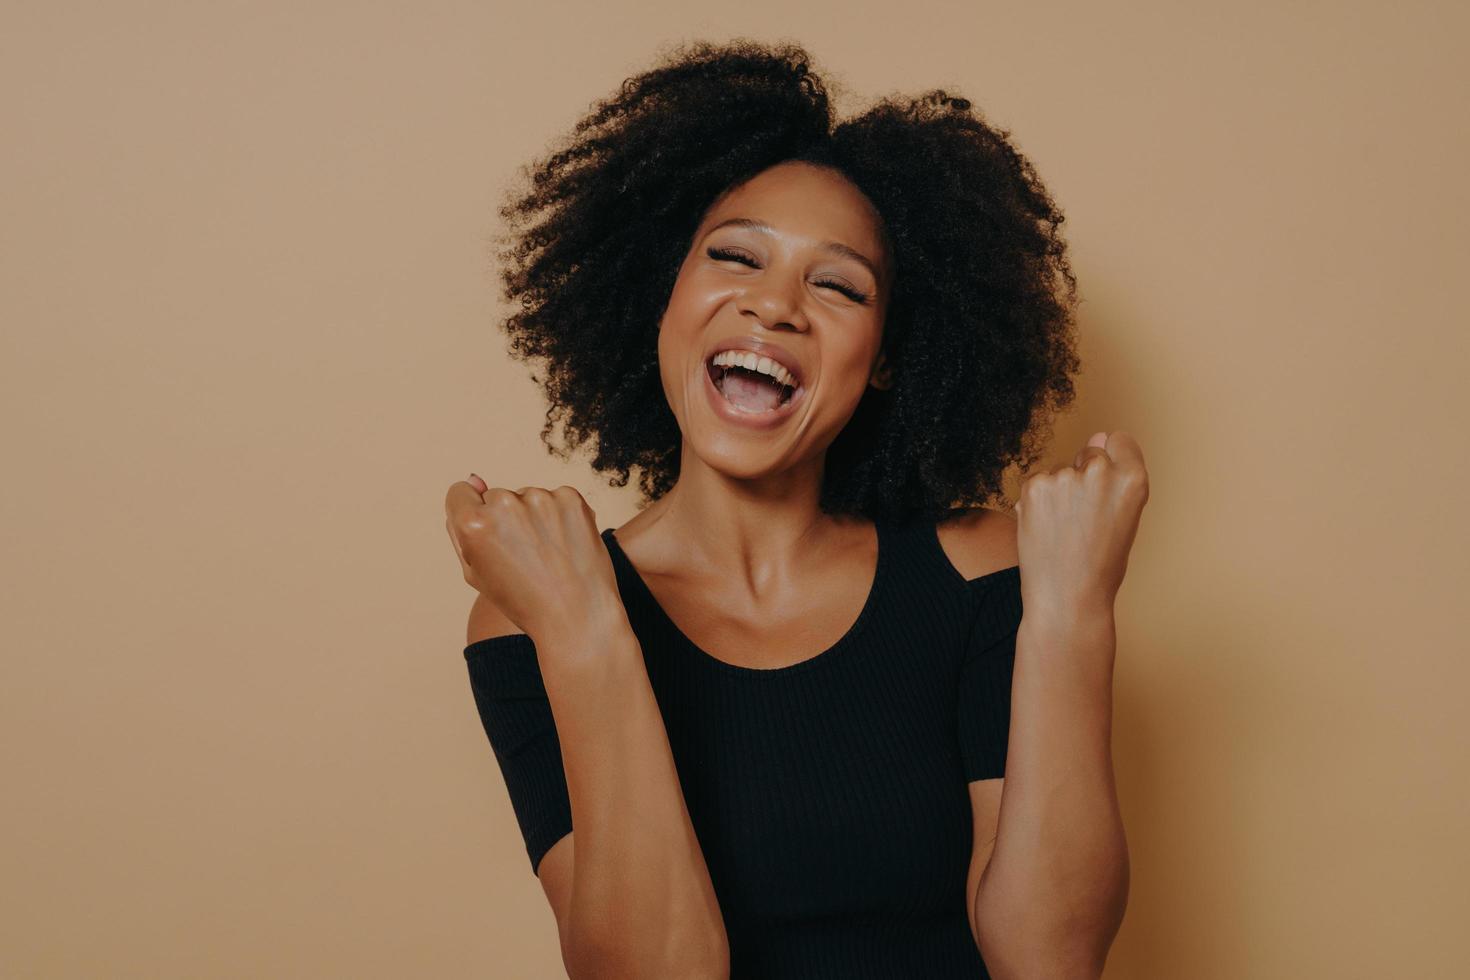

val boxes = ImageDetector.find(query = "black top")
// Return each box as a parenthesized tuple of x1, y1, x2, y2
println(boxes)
(463, 512, 1023, 978)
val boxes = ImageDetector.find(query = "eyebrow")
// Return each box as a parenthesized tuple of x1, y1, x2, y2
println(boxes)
(704, 217, 882, 281)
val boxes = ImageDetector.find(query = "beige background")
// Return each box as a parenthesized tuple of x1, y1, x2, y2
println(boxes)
(3, 1, 1466, 977)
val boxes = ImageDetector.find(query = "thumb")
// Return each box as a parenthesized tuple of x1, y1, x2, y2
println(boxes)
(1073, 431, 1112, 469)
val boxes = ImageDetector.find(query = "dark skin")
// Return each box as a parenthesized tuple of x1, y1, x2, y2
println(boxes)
(604, 159, 903, 671)
(446, 158, 1141, 975)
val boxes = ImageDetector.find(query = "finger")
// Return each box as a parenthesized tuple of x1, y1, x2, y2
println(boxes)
(467, 472, 488, 494)
(444, 479, 488, 524)
(445, 518, 481, 595)
(1074, 445, 1111, 470)
(1072, 431, 1109, 468)
(550, 484, 593, 530)
(445, 517, 471, 571)
(1016, 470, 1044, 516)
(1102, 430, 1146, 468)
(1024, 464, 1058, 487)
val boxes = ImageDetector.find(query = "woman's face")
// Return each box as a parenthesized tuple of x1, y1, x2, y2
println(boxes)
(657, 160, 892, 482)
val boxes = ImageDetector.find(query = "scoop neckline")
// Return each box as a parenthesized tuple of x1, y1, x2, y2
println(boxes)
(601, 521, 888, 679)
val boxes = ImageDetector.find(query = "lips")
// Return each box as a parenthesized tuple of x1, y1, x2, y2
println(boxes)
(701, 348, 807, 429)
(703, 336, 805, 389)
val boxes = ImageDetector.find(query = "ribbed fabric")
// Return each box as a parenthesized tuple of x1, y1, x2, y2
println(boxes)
(464, 510, 1023, 978)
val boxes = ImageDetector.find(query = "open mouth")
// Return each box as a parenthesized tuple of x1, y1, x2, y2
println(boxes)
(706, 352, 802, 415)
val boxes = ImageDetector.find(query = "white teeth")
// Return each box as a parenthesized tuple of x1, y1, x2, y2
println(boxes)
(710, 349, 796, 387)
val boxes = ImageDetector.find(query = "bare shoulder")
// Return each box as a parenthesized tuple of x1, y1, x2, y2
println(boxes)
(934, 506, 1019, 581)
(466, 591, 525, 645)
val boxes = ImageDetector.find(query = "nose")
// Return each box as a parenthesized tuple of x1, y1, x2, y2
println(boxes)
(737, 275, 810, 333)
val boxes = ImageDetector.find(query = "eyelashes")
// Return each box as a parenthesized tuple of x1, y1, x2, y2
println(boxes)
(706, 246, 873, 305)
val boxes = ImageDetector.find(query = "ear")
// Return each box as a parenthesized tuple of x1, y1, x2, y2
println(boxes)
(869, 349, 894, 391)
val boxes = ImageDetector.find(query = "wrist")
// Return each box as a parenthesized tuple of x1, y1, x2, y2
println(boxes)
(1019, 589, 1116, 636)
(1016, 610, 1118, 680)
(527, 587, 626, 644)
(531, 603, 639, 669)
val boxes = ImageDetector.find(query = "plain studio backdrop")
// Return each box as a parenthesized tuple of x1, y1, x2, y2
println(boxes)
(2, 2, 1466, 977)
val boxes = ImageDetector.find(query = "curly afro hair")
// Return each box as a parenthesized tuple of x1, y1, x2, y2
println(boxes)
(492, 38, 1081, 524)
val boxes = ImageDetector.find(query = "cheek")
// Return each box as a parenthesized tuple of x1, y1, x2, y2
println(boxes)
(813, 334, 885, 414)
(830, 332, 882, 383)
(654, 307, 700, 411)
(669, 271, 731, 316)
(661, 271, 717, 330)
(656, 326, 680, 381)
(657, 292, 698, 361)
(657, 276, 728, 363)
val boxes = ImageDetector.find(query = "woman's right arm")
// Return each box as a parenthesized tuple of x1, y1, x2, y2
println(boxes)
(530, 603, 727, 979)
(450, 480, 727, 979)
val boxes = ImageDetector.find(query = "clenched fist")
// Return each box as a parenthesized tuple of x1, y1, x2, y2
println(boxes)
(443, 476, 628, 649)
(1015, 430, 1150, 624)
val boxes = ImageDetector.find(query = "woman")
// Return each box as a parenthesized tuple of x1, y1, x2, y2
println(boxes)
(445, 39, 1147, 979)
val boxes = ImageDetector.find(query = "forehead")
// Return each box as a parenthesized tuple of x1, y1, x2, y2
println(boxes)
(700, 161, 888, 270)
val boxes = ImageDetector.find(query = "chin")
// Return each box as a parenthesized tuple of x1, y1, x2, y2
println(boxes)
(685, 432, 796, 481)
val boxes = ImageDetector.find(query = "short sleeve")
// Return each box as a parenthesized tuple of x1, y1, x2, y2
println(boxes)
(464, 633, 573, 876)
(957, 567, 1023, 782)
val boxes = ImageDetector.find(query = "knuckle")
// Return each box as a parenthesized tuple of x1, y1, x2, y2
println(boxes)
(484, 488, 520, 511)
(451, 510, 485, 536)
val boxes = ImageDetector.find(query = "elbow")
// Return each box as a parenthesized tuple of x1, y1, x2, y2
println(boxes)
(564, 949, 728, 980)
(975, 867, 1130, 980)
(562, 925, 729, 980)
(977, 935, 1114, 980)
(976, 927, 1117, 980)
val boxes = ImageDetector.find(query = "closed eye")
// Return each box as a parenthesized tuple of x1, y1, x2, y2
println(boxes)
(706, 247, 872, 305)
(812, 277, 871, 304)
(708, 246, 759, 268)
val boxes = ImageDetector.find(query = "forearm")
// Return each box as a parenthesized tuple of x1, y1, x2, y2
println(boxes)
(974, 609, 1130, 978)
(537, 615, 729, 979)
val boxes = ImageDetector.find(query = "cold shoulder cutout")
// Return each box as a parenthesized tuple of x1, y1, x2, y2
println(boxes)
(462, 514, 1023, 977)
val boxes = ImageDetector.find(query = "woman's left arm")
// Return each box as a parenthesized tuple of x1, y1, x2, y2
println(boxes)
(973, 430, 1150, 980)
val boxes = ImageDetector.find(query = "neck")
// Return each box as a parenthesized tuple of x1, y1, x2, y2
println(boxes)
(634, 439, 847, 581)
